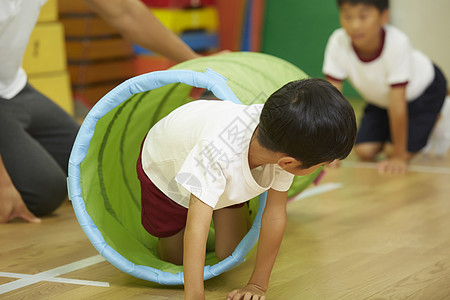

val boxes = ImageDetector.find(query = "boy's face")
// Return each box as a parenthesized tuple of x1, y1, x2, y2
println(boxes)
(339, 3, 389, 50)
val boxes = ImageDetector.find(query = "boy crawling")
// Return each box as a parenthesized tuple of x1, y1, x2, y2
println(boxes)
(137, 78, 357, 299)
(323, 0, 447, 174)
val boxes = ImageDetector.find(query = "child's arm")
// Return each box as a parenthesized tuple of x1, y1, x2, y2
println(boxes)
(227, 188, 287, 300)
(184, 194, 213, 300)
(327, 78, 343, 93)
(379, 85, 409, 174)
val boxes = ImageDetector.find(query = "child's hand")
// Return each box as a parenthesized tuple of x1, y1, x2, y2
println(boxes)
(227, 283, 266, 300)
(377, 157, 407, 175)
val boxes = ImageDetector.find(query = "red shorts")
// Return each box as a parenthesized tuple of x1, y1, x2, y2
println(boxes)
(137, 148, 188, 238)
(137, 139, 246, 238)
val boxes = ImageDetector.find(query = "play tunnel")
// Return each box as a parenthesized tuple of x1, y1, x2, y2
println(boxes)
(67, 52, 323, 285)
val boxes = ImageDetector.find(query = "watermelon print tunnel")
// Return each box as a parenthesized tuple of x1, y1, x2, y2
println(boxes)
(67, 52, 323, 285)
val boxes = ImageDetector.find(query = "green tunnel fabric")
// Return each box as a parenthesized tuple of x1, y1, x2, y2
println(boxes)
(71, 52, 322, 283)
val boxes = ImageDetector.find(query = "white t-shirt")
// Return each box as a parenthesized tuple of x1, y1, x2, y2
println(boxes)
(323, 25, 434, 108)
(0, 0, 46, 99)
(141, 100, 295, 209)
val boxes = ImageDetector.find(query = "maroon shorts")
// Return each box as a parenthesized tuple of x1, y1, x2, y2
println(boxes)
(137, 149, 188, 238)
(137, 139, 246, 238)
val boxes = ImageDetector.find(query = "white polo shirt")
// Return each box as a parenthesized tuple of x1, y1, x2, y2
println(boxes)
(141, 100, 294, 209)
(0, 0, 47, 99)
(323, 24, 434, 108)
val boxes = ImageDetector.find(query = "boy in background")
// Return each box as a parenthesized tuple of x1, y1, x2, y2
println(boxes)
(323, 0, 447, 174)
(137, 79, 357, 299)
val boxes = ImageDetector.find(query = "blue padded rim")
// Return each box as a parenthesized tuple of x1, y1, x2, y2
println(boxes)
(67, 68, 267, 285)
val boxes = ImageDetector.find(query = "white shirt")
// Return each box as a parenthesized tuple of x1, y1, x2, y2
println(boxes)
(141, 100, 294, 209)
(323, 25, 434, 108)
(0, 0, 47, 99)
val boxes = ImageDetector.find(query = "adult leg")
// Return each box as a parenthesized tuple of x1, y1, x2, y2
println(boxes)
(18, 84, 79, 174)
(213, 205, 251, 261)
(0, 114, 68, 216)
(0, 84, 78, 216)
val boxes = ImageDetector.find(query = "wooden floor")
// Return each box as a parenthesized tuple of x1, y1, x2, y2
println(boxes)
(1, 151, 450, 299)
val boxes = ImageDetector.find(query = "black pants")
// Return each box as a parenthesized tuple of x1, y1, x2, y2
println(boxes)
(355, 65, 447, 152)
(0, 83, 79, 216)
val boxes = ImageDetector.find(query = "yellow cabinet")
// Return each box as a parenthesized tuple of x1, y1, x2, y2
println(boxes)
(22, 1, 74, 115)
(28, 71, 74, 115)
(38, 0, 58, 22)
(22, 22, 66, 75)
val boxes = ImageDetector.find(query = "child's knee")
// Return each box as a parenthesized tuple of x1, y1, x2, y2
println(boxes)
(157, 230, 184, 265)
(354, 143, 383, 161)
(215, 246, 234, 261)
(213, 206, 250, 261)
(157, 243, 183, 266)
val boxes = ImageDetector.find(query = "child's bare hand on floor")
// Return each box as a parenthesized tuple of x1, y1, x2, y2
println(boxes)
(227, 283, 266, 300)
(377, 157, 407, 175)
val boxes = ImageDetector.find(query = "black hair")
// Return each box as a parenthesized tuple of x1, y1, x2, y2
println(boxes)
(336, 0, 389, 12)
(257, 78, 357, 169)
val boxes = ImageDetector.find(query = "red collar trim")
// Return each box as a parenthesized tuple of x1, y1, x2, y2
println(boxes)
(353, 28, 386, 63)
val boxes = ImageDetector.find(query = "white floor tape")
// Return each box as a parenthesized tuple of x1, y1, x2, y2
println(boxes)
(288, 182, 343, 203)
(0, 254, 109, 294)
